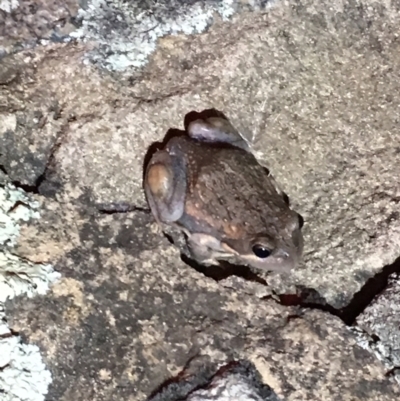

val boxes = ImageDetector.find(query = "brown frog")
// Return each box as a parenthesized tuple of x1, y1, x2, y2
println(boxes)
(144, 116, 303, 272)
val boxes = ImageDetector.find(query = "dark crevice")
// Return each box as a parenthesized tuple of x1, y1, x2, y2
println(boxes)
(9, 126, 69, 195)
(340, 256, 400, 324)
(11, 177, 44, 194)
(0, 326, 19, 339)
(278, 256, 400, 325)
(6, 200, 31, 213)
(180, 254, 268, 284)
(163, 232, 176, 246)
(9, 163, 47, 195)
(96, 202, 151, 214)
(3, 270, 38, 289)
(279, 291, 341, 318)
(147, 353, 209, 400)
(9, 327, 20, 336)
(148, 360, 278, 401)
(385, 367, 400, 378)
(0, 164, 7, 174)
(0, 363, 10, 372)
(179, 243, 400, 326)
(370, 333, 381, 343)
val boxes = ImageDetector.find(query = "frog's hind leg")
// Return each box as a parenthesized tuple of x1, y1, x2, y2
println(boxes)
(187, 117, 250, 151)
(144, 150, 187, 224)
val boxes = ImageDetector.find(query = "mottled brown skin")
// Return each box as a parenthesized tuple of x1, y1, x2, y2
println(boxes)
(144, 117, 303, 272)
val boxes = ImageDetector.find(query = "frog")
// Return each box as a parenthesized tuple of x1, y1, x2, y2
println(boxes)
(144, 116, 304, 273)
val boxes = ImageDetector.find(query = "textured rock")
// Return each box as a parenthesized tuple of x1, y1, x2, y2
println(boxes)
(356, 273, 400, 381)
(0, 55, 66, 186)
(5, 197, 400, 401)
(0, 184, 60, 401)
(70, 0, 239, 72)
(2, 0, 400, 308)
(0, 0, 79, 55)
(2, 0, 400, 400)
(148, 360, 281, 401)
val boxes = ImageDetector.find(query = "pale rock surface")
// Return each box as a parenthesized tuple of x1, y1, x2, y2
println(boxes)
(356, 272, 400, 384)
(0, 184, 59, 401)
(1, 0, 400, 400)
(5, 199, 400, 400)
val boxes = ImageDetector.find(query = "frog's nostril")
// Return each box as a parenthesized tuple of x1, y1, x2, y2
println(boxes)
(282, 251, 290, 259)
(252, 244, 272, 259)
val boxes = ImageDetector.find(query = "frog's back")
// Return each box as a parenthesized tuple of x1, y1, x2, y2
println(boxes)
(182, 141, 290, 239)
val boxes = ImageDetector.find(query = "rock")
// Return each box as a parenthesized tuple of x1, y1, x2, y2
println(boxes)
(0, 0, 80, 55)
(5, 198, 400, 400)
(0, 54, 65, 187)
(2, 0, 400, 400)
(356, 272, 400, 384)
(2, 0, 399, 308)
(148, 360, 281, 401)
(0, 184, 60, 401)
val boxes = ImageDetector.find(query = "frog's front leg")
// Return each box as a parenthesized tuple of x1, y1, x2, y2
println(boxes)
(144, 150, 187, 224)
(187, 117, 250, 151)
(186, 233, 236, 266)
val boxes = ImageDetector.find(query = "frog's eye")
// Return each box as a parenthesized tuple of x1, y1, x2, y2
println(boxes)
(252, 244, 272, 259)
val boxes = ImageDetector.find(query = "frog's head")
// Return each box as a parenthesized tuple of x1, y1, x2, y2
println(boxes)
(220, 212, 304, 273)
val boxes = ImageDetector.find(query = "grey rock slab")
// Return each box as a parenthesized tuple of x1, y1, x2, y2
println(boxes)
(5, 198, 400, 401)
(148, 360, 281, 401)
(0, 0, 399, 325)
(0, 169, 9, 185)
(1, 45, 161, 205)
(0, 183, 61, 401)
(356, 272, 400, 378)
(2, 0, 400, 399)
(70, 0, 271, 73)
(0, 0, 79, 55)
(61, 0, 400, 308)
(0, 54, 65, 187)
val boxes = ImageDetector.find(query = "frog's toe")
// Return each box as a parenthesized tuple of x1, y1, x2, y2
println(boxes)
(188, 117, 250, 151)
